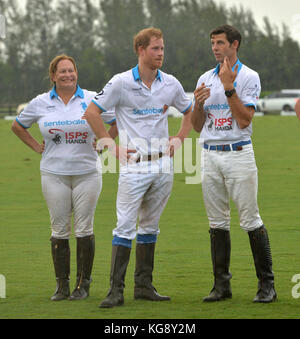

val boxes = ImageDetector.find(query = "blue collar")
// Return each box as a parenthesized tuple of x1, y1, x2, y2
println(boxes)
(50, 85, 84, 99)
(132, 65, 162, 82)
(213, 59, 243, 75)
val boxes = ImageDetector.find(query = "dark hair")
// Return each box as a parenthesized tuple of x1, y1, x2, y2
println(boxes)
(210, 24, 242, 50)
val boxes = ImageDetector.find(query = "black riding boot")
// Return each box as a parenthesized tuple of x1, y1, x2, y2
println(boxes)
(203, 228, 232, 302)
(69, 234, 95, 300)
(134, 242, 170, 301)
(50, 238, 70, 301)
(248, 225, 277, 303)
(99, 245, 131, 308)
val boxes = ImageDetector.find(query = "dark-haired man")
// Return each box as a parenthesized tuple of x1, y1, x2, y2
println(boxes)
(192, 24, 276, 303)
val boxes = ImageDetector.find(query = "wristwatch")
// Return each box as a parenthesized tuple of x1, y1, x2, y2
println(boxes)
(225, 88, 236, 97)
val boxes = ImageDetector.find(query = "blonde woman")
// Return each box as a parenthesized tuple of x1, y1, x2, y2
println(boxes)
(11, 55, 117, 301)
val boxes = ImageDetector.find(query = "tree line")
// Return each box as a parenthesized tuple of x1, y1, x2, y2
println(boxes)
(0, 0, 300, 105)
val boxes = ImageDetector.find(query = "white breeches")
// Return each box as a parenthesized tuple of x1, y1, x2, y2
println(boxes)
(41, 171, 102, 239)
(201, 144, 263, 232)
(113, 170, 174, 240)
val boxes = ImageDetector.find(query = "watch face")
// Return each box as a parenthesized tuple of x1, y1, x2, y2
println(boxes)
(225, 89, 236, 97)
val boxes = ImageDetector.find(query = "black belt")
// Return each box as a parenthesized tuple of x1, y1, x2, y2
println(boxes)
(204, 140, 251, 151)
(136, 152, 164, 163)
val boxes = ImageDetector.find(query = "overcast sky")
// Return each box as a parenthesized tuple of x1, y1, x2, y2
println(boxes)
(214, 0, 300, 44)
(16, 0, 300, 44)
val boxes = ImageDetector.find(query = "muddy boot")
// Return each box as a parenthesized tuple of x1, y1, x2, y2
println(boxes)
(248, 225, 277, 303)
(134, 242, 170, 301)
(203, 229, 232, 302)
(50, 238, 70, 301)
(99, 245, 131, 308)
(69, 235, 95, 301)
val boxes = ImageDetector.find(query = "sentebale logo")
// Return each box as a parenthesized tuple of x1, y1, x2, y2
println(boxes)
(133, 107, 164, 115)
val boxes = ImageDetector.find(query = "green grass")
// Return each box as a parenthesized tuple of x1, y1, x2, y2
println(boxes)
(1, 116, 300, 319)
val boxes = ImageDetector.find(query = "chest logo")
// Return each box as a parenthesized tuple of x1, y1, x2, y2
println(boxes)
(48, 128, 88, 145)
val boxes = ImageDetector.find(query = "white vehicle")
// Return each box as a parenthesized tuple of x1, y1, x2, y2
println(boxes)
(168, 92, 194, 117)
(257, 90, 300, 114)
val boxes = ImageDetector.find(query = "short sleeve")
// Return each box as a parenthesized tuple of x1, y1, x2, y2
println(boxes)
(92, 75, 122, 112)
(15, 98, 39, 129)
(171, 78, 192, 114)
(241, 72, 261, 109)
(101, 111, 116, 125)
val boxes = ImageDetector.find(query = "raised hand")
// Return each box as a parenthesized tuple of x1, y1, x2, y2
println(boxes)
(194, 83, 210, 107)
(219, 57, 238, 90)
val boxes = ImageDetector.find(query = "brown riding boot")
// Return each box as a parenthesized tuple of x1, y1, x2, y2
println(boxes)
(69, 234, 95, 301)
(50, 238, 70, 301)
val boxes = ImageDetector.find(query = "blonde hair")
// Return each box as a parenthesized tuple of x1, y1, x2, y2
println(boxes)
(133, 27, 163, 55)
(49, 54, 78, 85)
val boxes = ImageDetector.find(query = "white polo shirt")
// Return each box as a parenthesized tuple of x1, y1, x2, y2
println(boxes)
(16, 86, 115, 175)
(196, 59, 261, 145)
(92, 65, 192, 155)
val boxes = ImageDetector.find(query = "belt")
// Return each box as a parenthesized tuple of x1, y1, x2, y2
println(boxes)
(135, 152, 164, 163)
(204, 140, 251, 152)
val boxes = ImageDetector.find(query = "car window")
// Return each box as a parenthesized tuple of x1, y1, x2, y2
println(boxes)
(281, 93, 300, 98)
(266, 92, 300, 98)
(267, 93, 278, 98)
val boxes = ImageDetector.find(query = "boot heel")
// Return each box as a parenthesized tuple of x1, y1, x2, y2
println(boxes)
(51, 278, 70, 301)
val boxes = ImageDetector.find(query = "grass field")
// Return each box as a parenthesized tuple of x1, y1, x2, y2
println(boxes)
(0, 116, 300, 319)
